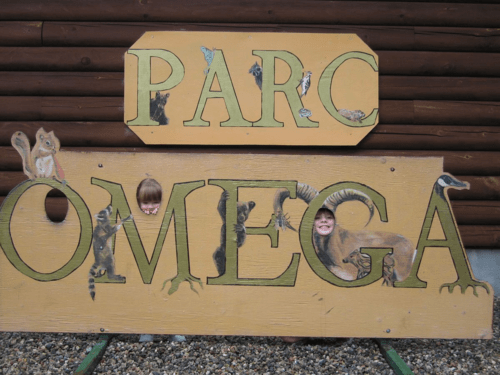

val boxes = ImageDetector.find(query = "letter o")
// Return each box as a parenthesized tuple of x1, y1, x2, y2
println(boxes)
(0, 179, 92, 281)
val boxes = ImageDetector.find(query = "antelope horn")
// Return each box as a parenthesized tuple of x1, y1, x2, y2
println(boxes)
(322, 188, 375, 226)
(273, 183, 319, 231)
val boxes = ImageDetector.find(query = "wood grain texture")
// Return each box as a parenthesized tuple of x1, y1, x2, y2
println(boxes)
(2, 97, 500, 127)
(0, 47, 126, 72)
(1, 196, 496, 248)
(1, 149, 499, 179)
(0, 72, 124, 96)
(3, 73, 500, 101)
(1, 1, 499, 27)
(0, 21, 42, 46)
(41, 22, 500, 52)
(1, 122, 499, 151)
(362, 125, 500, 151)
(379, 77, 500, 101)
(2, 48, 500, 77)
(452, 201, 500, 225)
(378, 51, 500, 77)
(2, 196, 497, 226)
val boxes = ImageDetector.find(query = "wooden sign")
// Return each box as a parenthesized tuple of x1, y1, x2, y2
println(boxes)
(124, 31, 379, 146)
(0, 130, 493, 338)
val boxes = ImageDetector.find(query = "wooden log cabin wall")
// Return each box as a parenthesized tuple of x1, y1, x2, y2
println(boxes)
(0, 1, 499, 252)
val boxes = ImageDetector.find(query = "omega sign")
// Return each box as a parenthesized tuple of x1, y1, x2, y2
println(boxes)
(124, 31, 379, 146)
(0, 148, 493, 338)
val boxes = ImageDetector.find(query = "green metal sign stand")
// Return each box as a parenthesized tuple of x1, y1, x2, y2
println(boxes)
(75, 334, 114, 375)
(374, 339, 415, 375)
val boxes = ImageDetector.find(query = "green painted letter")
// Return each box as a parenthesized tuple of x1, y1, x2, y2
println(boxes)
(127, 49, 184, 126)
(92, 178, 204, 293)
(184, 50, 251, 127)
(252, 51, 319, 128)
(318, 52, 378, 127)
(207, 180, 299, 286)
(0, 179, 92, 281)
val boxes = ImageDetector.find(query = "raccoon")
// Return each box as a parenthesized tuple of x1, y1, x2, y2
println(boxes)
(88, 205, 133, 300)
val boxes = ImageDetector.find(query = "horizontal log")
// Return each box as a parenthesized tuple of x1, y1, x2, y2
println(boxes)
(2, 121, 499, 152)
(0, 97, 123, 121)
(452, 201, 500, 225)
(415, 27, 500, 53)
(41, 22, 500, 53)
(0, 47, 126, 72)
(413, 101, 500, 126)
(0, 195, 497, 247)
(2, 96, 500, 127)
(0, 21, 42, 46)
(0, 72, 124, 96)
(2, 47, 500, 77)
(42, 22, 415, 50)
(379, 76, 500, 101)
(449, 176, 500, 201)
(378, 51, 500, 77)
(0, 122, 142, 148)
(1, 146, 499, 178)
(362, 125, 500, 151)
(3, 72, 500, 102)
(1, 1, 500, 28)
(458, 225, 500, 248)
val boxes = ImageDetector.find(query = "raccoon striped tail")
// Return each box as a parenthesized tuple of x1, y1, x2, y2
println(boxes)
(88, 263, 99, 301)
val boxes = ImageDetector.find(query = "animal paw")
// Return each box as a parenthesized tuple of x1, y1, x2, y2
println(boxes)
(274, 212, 296, 232)
(439, 280, 490, 297)
(162, 274, 203, 295)
(233, 223, 244, 232)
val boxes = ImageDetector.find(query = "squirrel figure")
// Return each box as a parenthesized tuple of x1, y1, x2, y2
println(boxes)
(11, 128, 65, 181)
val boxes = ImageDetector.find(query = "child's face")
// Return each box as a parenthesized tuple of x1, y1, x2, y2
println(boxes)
(314, 209, 335, 236)
(140, 202, 160, 215)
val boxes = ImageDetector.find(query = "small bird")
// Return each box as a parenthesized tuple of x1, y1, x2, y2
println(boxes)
(200, 46, 215, 75)
(299, 71, 312, 97)
(249, 62, 263, 90)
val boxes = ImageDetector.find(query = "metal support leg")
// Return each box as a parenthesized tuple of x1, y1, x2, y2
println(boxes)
(374, 338, 414, 375)
(75, 334, 114, 375)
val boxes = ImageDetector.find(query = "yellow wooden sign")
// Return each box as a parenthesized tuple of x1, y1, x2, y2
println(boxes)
(124, 31, 379, 146)
(0, 130, 493, 338)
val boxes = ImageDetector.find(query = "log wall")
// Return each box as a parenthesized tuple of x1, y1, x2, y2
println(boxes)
(0, 1, 499, 248)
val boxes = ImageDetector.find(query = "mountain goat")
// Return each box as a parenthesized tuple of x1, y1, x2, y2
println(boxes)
(273, 183, 415, 284)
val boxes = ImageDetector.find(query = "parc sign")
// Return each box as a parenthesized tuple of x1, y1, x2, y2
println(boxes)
(124, 31, 379, 145)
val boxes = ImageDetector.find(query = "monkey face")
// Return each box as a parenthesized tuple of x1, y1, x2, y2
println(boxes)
(314, 208, 334, 236)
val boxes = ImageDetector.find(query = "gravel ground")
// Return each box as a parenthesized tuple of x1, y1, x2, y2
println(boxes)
(1, 297, 498, 375)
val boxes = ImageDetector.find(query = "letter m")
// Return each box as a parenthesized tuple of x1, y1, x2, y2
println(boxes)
(92, 178, 205, 284)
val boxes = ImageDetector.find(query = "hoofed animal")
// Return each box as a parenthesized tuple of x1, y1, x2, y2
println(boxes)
(343, 249, 397, 286)
(273, 183, 415, 284)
